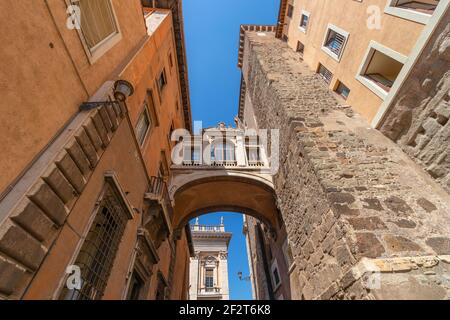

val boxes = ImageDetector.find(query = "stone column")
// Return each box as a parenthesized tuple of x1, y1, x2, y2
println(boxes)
(219, 253, 229, 300)
(236, 135, 247, 166)
(189, 256, 199, 300)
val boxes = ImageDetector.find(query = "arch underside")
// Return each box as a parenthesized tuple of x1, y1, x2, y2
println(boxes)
(172, 175, 280, 233)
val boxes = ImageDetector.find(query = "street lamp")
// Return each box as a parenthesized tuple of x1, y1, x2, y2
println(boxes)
(80, 79, 134, 111)
(237, 271, 251, 281)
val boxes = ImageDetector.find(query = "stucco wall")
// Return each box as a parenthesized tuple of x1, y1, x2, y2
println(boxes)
(282, 0, 426, 122)
(0, 0, 148, 195)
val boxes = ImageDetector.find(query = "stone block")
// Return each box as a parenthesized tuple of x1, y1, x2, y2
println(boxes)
(28, 180, 68, 226)
(426, 237, 450, 255)
(0, 220, 46, 270)
(347, 217, 387, 231)
(10, 198, 57, 243)
(82, 119, 103, 152)
(384, 235, 422, 253)
(55, 151, 86, 194)
(0, 254, 29, 297)
(384, 196, 413, 214)
(422, 118, 442, 136)
(42, 164, 77, 209)
(65, 140, 92, 177)
(105, 104, 119, 131)
(98, 106, 114, 134)
(362, 198, 383, 211)
(390, 219, 417, 228)
(92, 111, 110, 147)
(328, 192, 355, 205)
(74, 127, 99, 167)
(355, 233, 385, 258)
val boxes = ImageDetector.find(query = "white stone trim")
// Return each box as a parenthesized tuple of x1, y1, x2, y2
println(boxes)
(68, 0, 122, 64)
(355, 40, 408, 100)
(321, 23, 350, 62)
(298, 10, 310, 33)
(384, 0, 433, 25)
(270, 258, 282, 291)
(372, 0, 450, 128)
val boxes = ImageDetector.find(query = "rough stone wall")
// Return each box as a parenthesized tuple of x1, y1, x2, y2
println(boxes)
(245, 216, 271, 300)
(379, 14, 450, 194)
(242, 31, 450, 299)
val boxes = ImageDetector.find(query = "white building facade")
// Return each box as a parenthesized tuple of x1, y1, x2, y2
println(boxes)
(189, 220, 232, 300)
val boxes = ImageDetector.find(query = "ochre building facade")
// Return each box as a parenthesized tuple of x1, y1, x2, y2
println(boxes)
(0, 0, 193, 300)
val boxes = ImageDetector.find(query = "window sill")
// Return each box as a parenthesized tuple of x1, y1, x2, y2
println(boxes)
(321, 46, 341, 62)
(384, 6, 431, 24)
(86, 32, 122, 65)
(356, 75, 389, 100)
(298, 26, 307, 33)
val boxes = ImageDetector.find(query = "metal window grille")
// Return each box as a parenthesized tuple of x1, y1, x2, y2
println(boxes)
(325, 29, 346, 57)
(60, 184, 129, 300)
(318, 64, 333, 84)
(336, 82, 350, 99)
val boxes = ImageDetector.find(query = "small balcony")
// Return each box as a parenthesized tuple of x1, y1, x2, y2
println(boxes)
(191, 225, 225, 232)
(198, 287, 222, 296)
(143, 176, 173, 246)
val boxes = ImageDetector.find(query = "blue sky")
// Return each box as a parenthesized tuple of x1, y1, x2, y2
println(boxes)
(183, 0, 280, 128)
(193, 213, 252, 300)
(183, 0, 280, 300)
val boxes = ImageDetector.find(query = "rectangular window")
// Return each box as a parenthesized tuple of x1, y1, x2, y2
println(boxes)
(169, 52, 174, 69)
(126, 271, 144, 300)
(335, 81, 351, 100)
(317, 63, 333, 84)
(356, 41, 407, 99)
(322, 24, 349, 61)
(205, 268, 214, 288)
(157, 69, 167, 94)
(394, 0, 439, 13)
(155, 273, 168, 300)
(385, 0, 439, 24)
(60, 183, 130, 300)
(71, 0, 120, 58)
(299, 11, 310, 32)
(245, 136, 262, 164)
(183, 144, 201, 164)
(270, 260, 281, 289)
(287, 4, 294, 18)
(136, 106, 151, 146)
(296, 41, 305, 56)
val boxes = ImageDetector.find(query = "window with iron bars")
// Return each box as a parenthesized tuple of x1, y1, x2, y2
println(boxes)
(60, 183, 129, 300)
(287, 4, 294, 18)
(317, 64, 333, 84)
(324, 28, 347, 59)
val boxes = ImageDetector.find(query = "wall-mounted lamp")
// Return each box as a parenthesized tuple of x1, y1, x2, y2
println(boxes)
(237, 271, 251, 281)
(80, 79, 134, 111)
